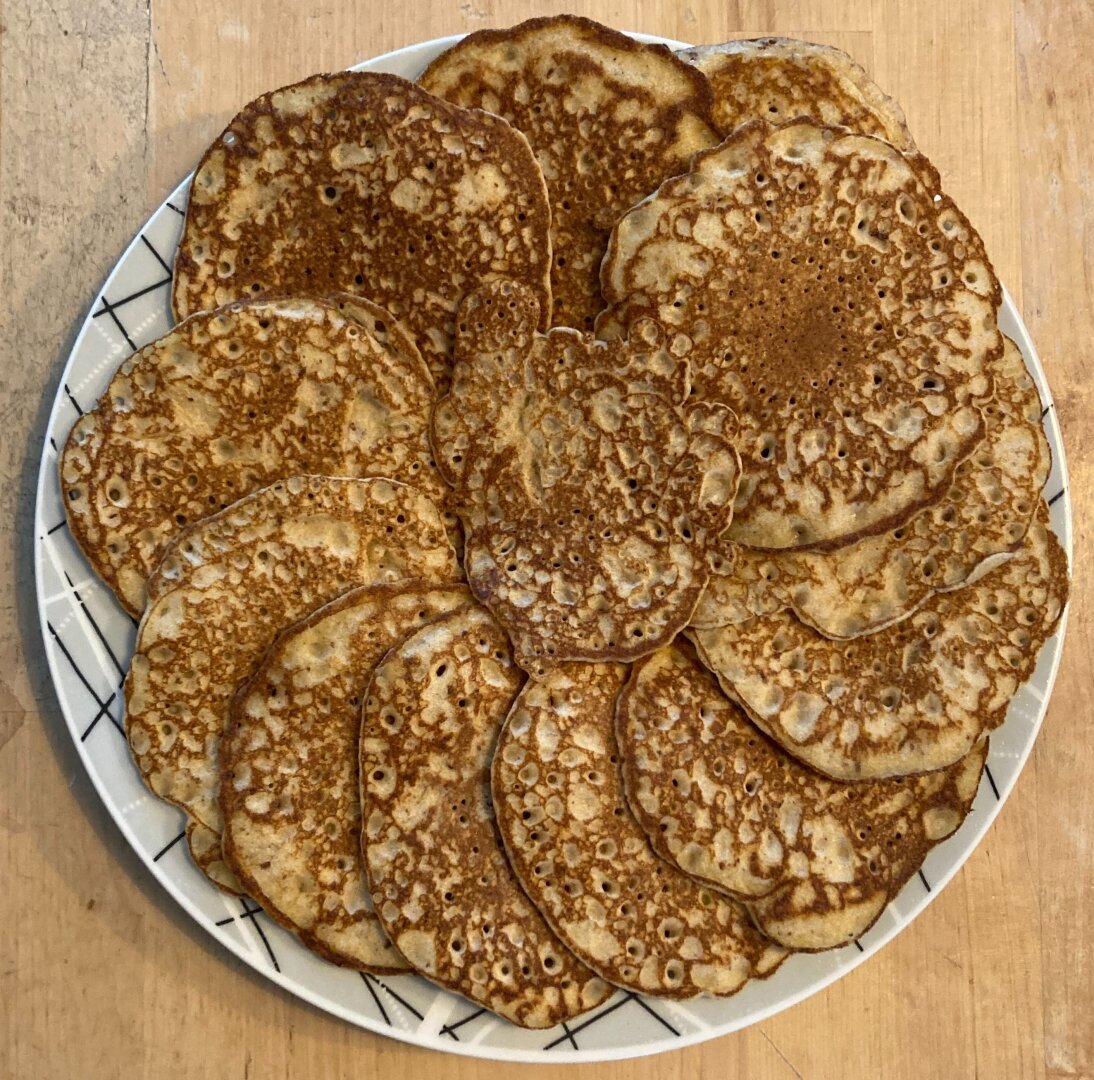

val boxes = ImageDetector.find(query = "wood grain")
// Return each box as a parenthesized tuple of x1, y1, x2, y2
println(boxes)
(2, 2, 1090, 1078)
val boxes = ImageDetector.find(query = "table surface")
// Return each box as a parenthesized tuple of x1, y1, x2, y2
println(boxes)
(2, 2, 1091, 1077)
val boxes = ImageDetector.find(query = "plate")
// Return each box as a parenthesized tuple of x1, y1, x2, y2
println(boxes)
(33, 33, 1072, 1063)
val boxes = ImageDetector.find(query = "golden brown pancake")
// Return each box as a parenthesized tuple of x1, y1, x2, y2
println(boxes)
(422, 15, 718, 328)
(62, 297, 442, 613)
(222, 583, 473, 971)
(431, 280, 740, 671)
(618, 643, 986, 950)
(599, 120, 1001, 551)
(692, 337, 1051, 637)
(172, 71, 552, 390)
(689, 502, 1068, 780)
(492, 661, 787, 996)
(361, 606, 610, 1026)
(679, 38, 915, 150)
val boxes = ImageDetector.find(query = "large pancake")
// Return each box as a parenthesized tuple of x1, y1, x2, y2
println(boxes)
(679, 38, 915, 150)
(360, 606, 610, 1027)
(492, 662, 787, 997)
(221, 583, 472, 971)
(692, 337, 1051, 637)
(125, 476, 459, 885)
(618, 644, 986, 950)
(599, 119, 1000, 551)
(431, 280, 740, 671)
(62, 297, 441, 614)
(689, 502, 1068, 780)
(421, 15, 718, 328)
(172, 71, 552, 389)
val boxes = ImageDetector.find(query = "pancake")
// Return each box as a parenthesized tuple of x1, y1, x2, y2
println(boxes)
(421, 15, 718, 328)
(679, 37, 915, 150)
(492, 662, 787, 997)
(360, 606, 610, 1027)
(221, 583, 472, 971)
(125, 476, 458, 885)
(186, 820, 244, 895)
(172, 71, 552, 389)
(431, 280, 740, 671)
(692, 337, 1051, 637)
(689, 502, 1068, 780)
(618, 644, 986, 950)
(599, 119, 1000, 551)
(62, 297, 442, 614)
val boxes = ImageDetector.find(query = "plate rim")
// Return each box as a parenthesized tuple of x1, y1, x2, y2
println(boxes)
(32, 30, 1072, 1064)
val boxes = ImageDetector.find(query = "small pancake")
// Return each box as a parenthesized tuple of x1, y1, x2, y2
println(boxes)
(599, 120, 1000, 551)
(361, 606, 610, 1027)
(492, 662, 787, 997)
(679, 38, 915, 150)
(125, 476, 458, 876)
(421, 15, 718, 328)
(62, 297, 441, 613)
(692, 337, 1051, 637)
(221, 583, 472, 971)
(618, 644, 986, 950)
(689, 502, 1068, 780)
(431, 280, 740, 671)
(172, 71, 552, 389)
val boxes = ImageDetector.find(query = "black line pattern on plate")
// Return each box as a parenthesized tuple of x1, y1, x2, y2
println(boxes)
(64, 571, 126, 678)
(365, 974, 425, 1023)
(627, 992, 681, 1036)
(1048, 488, 1065, 507)
(984, 764, 1001, 801)
(440, 1006, 487, 1041)
(918, 869, 932, 893)
(214, 900, 281, 971)
(359, 973, 391, 1026)
(140, 233, 172, 275)
(166, 201, 185, 216)
(153, 830, 186, 862)
(854, 940, 865, 953)
(93, 276, 172, 319)
(46, 519, 67, 535)
(63, 383, 84, 416)
(542, 990, 679, 1051)
(47, 621, 124, 740)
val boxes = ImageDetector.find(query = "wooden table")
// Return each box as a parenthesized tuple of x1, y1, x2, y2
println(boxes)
(2, 2, 1090, 1077)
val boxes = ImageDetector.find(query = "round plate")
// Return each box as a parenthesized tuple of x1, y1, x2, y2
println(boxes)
(34, 33, 1072, 1064)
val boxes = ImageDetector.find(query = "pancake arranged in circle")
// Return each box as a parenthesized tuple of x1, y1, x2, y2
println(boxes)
(692, 337, 1051, 637)
(679, 37, 915, 150)
(618, 644, 986, 950)
(431, 280, 740, 671)
(221, 583, 472, 971)
(492, 662, 787, 997)
(360, 606, 610, 1027)
(421, 15, 718, 328)
(186, 820, 244, 895)
(125, 476, 459, 888)
(599, 120, 1001, 550)
(689, 502, 1068, 780)
(62, 297, 442, 613)
(172, 71, 552, 389)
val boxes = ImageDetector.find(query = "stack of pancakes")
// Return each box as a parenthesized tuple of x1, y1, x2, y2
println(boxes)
(62, 17, 1068, 1027)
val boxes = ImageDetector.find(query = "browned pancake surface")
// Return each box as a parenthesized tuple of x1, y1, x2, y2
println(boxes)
(493, 662, 787, 997)
(222, 583, 472, 971)
(361, 606, 609, 1027)
(422, 15, 718, 328)
(173, 71, 552, 389)
(618, 644, 986, 950)
(62, 297, 441, 613)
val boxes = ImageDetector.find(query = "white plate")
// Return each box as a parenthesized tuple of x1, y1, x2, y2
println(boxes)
(34, 33, 1072, 1064)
